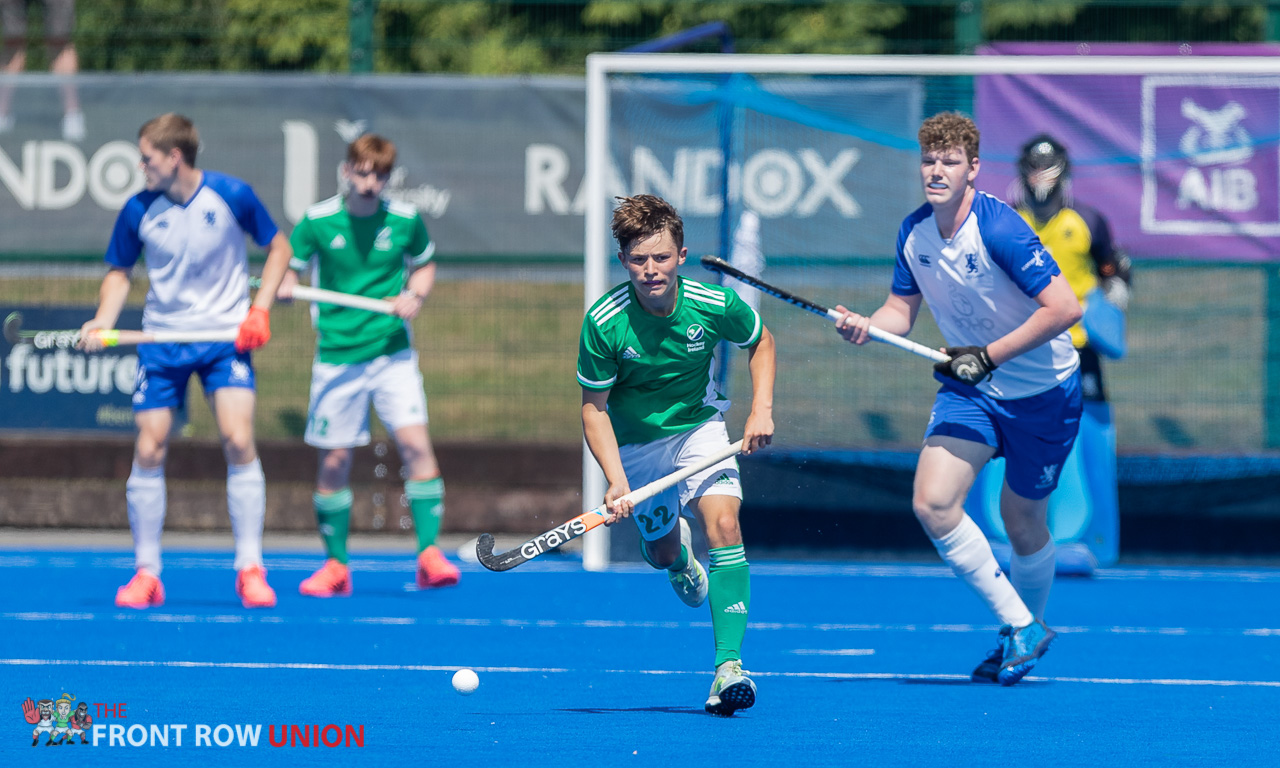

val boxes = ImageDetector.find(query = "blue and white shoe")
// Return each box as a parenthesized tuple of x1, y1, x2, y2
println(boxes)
(998, 619, 1057, 686)
(971, 625, 1011, 683)
(705, 660, 756, 716)
(668, 518, 708, 608)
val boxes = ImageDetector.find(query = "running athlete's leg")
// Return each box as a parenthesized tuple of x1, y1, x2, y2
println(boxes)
(689, 494, 749, 668)
(1002, 484, 1054, 619)
(917, 437, 1033, 629)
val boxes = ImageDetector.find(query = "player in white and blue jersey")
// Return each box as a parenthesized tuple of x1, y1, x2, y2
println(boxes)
(835, 112, 1083, 686)
(78, 113, 293, 610)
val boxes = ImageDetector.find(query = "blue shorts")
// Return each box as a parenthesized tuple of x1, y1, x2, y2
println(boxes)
(133, 342, 255, 411)
(924, 373, 1082, 500)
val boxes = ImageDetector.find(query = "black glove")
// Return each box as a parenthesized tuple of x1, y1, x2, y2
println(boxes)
(935, 346, 997, 385)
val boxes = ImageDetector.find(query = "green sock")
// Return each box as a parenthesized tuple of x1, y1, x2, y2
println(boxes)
(406, 477, 445, 553)
(708, 545, 750, 668)
(314, 488, 353, 565)
(640, 540, 689, 572)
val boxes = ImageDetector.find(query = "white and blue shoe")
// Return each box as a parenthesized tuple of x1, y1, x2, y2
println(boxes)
(705, 659, 756, 716)
(998, 619, 1056, 686)
(668, 518, 708, 608)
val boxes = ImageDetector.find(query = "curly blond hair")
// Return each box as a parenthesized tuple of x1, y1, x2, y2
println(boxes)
(918, 112, 980, 161)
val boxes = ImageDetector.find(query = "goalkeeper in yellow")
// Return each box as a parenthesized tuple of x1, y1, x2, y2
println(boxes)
(1008, 133, 1132, 570)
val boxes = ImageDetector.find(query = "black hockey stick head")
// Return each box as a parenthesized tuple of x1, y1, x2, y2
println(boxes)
(475, 533, 528, 572)
(700, 255, 744, 279)
(3, 311, 24, 345)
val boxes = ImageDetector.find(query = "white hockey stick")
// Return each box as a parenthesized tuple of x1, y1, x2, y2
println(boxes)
(476, 439, 746, 571)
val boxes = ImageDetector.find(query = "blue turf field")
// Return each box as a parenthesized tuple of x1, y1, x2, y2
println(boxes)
(2, 548, 1278, 765)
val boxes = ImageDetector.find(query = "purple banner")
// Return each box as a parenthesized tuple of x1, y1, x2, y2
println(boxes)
(976, 43, 1280, 261)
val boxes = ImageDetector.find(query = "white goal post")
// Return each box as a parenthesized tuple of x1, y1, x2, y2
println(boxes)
(580, 52, 1280, 571)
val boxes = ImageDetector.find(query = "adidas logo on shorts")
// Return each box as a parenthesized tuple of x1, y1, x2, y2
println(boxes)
(722, 601, 747, 614)
(713, 472, 734, 486)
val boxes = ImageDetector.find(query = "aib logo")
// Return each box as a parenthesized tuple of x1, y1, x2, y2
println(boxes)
(686, 324, 705, 342)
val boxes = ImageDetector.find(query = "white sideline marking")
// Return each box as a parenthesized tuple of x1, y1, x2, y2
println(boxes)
(3, 555, 1280, 583)
(790, 649, 876, 656)
(2, 658, 1277, 688)
(1, 612, 1277, 639)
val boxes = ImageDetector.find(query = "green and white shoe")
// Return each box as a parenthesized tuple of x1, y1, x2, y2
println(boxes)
(705, 659, 756, 716)
(668, 517, 708, 608)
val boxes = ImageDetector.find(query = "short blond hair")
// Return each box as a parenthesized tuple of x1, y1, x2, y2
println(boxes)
(139, 113, 199, 166)
(919, 112, 980, 162)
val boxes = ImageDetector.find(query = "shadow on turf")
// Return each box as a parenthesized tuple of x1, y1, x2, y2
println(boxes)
(557, 706, 707, 716)
(828, 678, 1051, 687)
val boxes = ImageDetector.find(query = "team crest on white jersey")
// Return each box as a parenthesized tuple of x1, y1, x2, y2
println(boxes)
(1035, 464, 1060, 489)
(204, 210, 217, 226)
(330, 234, 347, 249)
(230, 360, 251, 384)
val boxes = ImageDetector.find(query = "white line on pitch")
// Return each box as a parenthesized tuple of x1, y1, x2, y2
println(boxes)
(3, 658, 1278, 688)
(789, 649, 876, 656)
(3, 611, 1277, 639)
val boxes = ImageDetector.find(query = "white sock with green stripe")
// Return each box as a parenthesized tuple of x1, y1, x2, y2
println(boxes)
(709, 544, 750, 668)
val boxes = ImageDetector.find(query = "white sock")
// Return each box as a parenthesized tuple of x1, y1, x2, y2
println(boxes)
(126, 463, 166, 576)
(931, 514, 1034, 628)
(1011, 539, 1056, 620)
(227, 459, 266, 571)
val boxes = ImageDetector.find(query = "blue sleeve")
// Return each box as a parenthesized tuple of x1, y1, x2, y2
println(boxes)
(890, 205, 928, 296)
(204, 172, 279, 247)
(104, 195, 151, 268)
(980, 198, 1058, 297)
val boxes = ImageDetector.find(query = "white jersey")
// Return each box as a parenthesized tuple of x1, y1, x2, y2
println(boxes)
(105, 171, 279, 333)
(893, 191, 1079, 399)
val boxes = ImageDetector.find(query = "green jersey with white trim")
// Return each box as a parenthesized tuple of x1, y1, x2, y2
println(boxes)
(289, 195, 435, 364)
(578, 277, 763, 446)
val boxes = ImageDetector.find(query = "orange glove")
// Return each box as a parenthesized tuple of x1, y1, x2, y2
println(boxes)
(236, 307, 271, 352)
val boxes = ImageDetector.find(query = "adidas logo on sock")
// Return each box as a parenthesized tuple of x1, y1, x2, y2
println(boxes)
(622, 346, 641, 360)
(722, 601, 747, 614)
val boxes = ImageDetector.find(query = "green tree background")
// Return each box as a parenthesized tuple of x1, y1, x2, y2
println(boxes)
(8, 1, 1269, 74)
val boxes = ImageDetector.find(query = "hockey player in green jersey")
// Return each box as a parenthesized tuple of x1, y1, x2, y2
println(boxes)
(281, 133, 459, 597)
(578, 194, 776, 716)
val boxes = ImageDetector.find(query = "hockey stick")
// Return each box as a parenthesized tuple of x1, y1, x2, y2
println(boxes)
(700, 255, 949, 364)
(475, 438, 746, 572)
(251, 278, 397, 315)
(3, 312, 235, 349)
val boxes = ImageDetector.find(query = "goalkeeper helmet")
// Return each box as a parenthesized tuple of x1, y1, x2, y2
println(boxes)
(1018, 134, 1070, 204)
